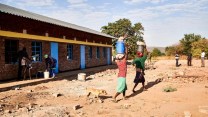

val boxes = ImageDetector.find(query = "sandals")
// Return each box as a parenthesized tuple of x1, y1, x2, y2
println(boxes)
(111, 99, 118, 103)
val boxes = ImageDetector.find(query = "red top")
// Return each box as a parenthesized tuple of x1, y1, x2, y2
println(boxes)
(116, 59, 127, 77)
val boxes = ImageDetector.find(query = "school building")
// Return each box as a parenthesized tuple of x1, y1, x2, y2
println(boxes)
(0, 3, 113, 81)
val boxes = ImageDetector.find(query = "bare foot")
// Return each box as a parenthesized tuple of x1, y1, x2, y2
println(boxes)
(123, 97, 127, 100)
(132, 90, 136, 93)
(111, 98, 118, 103)
(143, 88, 147, 91)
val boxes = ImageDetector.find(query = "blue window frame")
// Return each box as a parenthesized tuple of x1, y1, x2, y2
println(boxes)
(89, 46, 92, 59)
(5, 40, 18, 64)
(103, 47, 107, 58)
(32, 41, 42, 62)
(96, 47, 100, 58)
(67, 44, 73, 60)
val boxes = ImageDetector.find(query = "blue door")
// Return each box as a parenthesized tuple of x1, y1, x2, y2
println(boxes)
(51, 42, 58, 73)
(80, 45, 85, 69)
(107, 48, 111, 65)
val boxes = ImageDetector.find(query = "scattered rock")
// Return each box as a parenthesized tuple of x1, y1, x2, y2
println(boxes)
(90, 75, 95, 79)
(18, 107, 28, 113)
(199, 106, 208, 114)
(178, 71, 185, 76)
(53, 93, 62, 97)
(4, 110, 11, 113)
(28, 103, 33, 110)
(38, 105, 43, 107)
(27, 90, 33, 93)
(98, 99, 103, 103)
(184, 111, 191, 117)
(73, 104, 81, 110)
(0, 104, 5, 107)
(77, 110, 84, 115)
(120, 104, 131, 109)
(14, 87, 20, 90)
(124, 104, 131, 108)
(205, 86, 208, 88)
(89, 99, 93, 104)
(72, 80, 76, 82)
(16, 104, 20, 109)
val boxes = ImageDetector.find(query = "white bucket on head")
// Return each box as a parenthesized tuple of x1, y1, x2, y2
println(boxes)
(78, 73, 86, 81)
(44, 71, 49, 79)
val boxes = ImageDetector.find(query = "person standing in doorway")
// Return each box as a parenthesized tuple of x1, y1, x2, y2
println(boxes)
(201, 50, 206, 67)
(17, 47, 29, 81)
(44, 54, 56, 78)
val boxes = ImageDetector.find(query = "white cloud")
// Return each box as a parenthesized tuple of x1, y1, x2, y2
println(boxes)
(3, 0, 55, 7)
(67, 0, 87, 5)
(1, 0, 207, 47)
(114, 0, 208, 46)
(45, 6, 111, 31)
(124, 0, 166, 4)
(66, 0, 94, 13)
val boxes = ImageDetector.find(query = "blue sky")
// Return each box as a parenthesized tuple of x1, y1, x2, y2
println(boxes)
(1, 0, 208, 47)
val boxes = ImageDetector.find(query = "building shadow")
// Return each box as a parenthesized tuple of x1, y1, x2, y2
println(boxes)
(126, 78, 162, 99)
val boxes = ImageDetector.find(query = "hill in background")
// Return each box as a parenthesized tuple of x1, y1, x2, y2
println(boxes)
(147, 47, 166, 53)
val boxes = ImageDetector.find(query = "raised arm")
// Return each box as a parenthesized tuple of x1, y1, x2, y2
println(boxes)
(124, 44, 128, 60)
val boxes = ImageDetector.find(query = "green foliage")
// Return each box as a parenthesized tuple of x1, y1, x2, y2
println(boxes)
(151, 48, 162, 57)
(101, 18, 144, 58)
(165, 46, 176, 56)
(180, 33, 202, 54)
(165, 33, 207, 57)
(191, 39, 208, 58)
(163, 86, 177, 92)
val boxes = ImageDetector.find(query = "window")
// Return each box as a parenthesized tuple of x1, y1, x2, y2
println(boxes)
(88, 46, 92, 59)
(96, 47, 100, 58)
(67, 44, 73, 60)
(32, 41, 42, 61)
(103, 47, 107, 58)
(5, 40, 18, 64)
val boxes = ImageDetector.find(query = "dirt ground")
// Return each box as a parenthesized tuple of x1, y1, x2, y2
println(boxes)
(0, 60, 208, 117)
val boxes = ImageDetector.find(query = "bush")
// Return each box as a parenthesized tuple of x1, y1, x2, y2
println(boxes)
(163, 86, 177, 92)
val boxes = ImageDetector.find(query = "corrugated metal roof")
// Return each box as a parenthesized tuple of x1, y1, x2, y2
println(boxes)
(0, 3, 114, 39)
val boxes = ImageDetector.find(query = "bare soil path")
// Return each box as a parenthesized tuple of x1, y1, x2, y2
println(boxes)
(0, 60, 208, 117)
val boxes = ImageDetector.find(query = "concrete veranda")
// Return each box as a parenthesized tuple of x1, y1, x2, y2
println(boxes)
(0, 64, 117, 92)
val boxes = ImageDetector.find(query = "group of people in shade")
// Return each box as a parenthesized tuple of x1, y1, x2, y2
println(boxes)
(17, 47, 57, 81)
(175, 50, 206, 67)
(112, 37, 148, 102)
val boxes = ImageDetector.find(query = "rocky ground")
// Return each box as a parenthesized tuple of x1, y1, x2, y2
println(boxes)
(0, 60, 208, 117)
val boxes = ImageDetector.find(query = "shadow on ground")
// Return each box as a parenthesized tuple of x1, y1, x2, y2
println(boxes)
(126, 78, 162, 99)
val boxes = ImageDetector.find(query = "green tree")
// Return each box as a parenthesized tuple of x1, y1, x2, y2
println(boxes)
(165, 44, 183, 56)
(101, 18, 144, 58)
(165, 46, 176, 56)
(180, 33, 203, 54)
(191, 39, 208, 58)
(151, 48, 162, 57)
